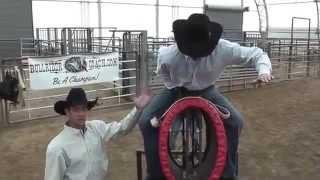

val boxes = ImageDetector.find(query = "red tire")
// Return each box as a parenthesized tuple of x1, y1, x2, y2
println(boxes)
(159, 97, 227, 180)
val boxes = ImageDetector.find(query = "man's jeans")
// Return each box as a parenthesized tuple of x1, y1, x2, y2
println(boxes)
(139, 86, 244, 180)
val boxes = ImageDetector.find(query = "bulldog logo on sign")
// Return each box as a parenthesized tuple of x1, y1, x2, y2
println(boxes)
(65, 56, 88, 73)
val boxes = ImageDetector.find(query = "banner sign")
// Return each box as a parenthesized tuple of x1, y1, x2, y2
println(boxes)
(28, 53, 119, 90)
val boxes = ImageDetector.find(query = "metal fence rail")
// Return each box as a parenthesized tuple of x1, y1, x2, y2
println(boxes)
(147, 37, 320, 93)
(0, 52, 139, 124)
(0, 30, 148, 124)
(1, 29, 320, 125)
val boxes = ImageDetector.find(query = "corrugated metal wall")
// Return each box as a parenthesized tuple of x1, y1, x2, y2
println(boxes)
(0, 0, 34, 58)
(205, 6, 247, 41)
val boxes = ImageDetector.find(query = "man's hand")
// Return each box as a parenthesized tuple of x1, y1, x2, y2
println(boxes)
(257, 73, 273, 83)
(134, 88, 153, 110)
(253, 73, 274, 87)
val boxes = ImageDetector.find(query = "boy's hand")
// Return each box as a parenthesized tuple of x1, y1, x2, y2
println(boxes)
(134, 88, 153, 110)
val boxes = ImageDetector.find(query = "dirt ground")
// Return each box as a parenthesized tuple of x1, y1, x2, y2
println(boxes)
(0, 78, 320, 180)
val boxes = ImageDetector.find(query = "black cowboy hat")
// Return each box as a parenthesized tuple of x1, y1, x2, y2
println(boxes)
(54, 88, 98, 115)
(172, 13, 223, 59)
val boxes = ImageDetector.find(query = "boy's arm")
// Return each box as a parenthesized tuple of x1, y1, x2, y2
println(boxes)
(93, 108, 142, 141)
(94, 89, 152, 141)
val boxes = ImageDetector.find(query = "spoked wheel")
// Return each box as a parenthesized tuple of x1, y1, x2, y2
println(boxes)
(159, 97, 228, 180)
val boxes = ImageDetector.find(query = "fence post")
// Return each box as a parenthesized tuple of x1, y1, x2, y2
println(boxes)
(61, 28, 67, 55)
(0, 100, 8, 127)
(0, 64, 3, 127)
(278, 40, 281, 57)
(137, 31, 148, 95)
(306, 48, 311, 77)
(19, 38, 23, 57)
(266, 42, 272, 57)
(112, 31, 116, 52)
(288, 18, 294, 79)
(87, 28, 92, 53)
(54, 28, 59, 53)
(0, 60, 8, 127)
(68, 28, 73, 54)
(306, 19, 311, 77)
(318, 55, 320, 78)
(243, 31, 247, 42)
(136, 150, 143, 180)
(47, 28, 51, 52)
(122, 32, 131, 96)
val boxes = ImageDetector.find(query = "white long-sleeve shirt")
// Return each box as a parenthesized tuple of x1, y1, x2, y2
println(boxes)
(44, 107, 140, 180)
(157, 39, 272, 90)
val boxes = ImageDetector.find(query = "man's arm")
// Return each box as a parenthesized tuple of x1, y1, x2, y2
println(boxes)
(44, 147, 66, 180)
(220, 39, 272, 80)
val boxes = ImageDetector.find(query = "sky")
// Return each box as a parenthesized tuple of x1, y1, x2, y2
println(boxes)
(32, 0, 319, 37)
